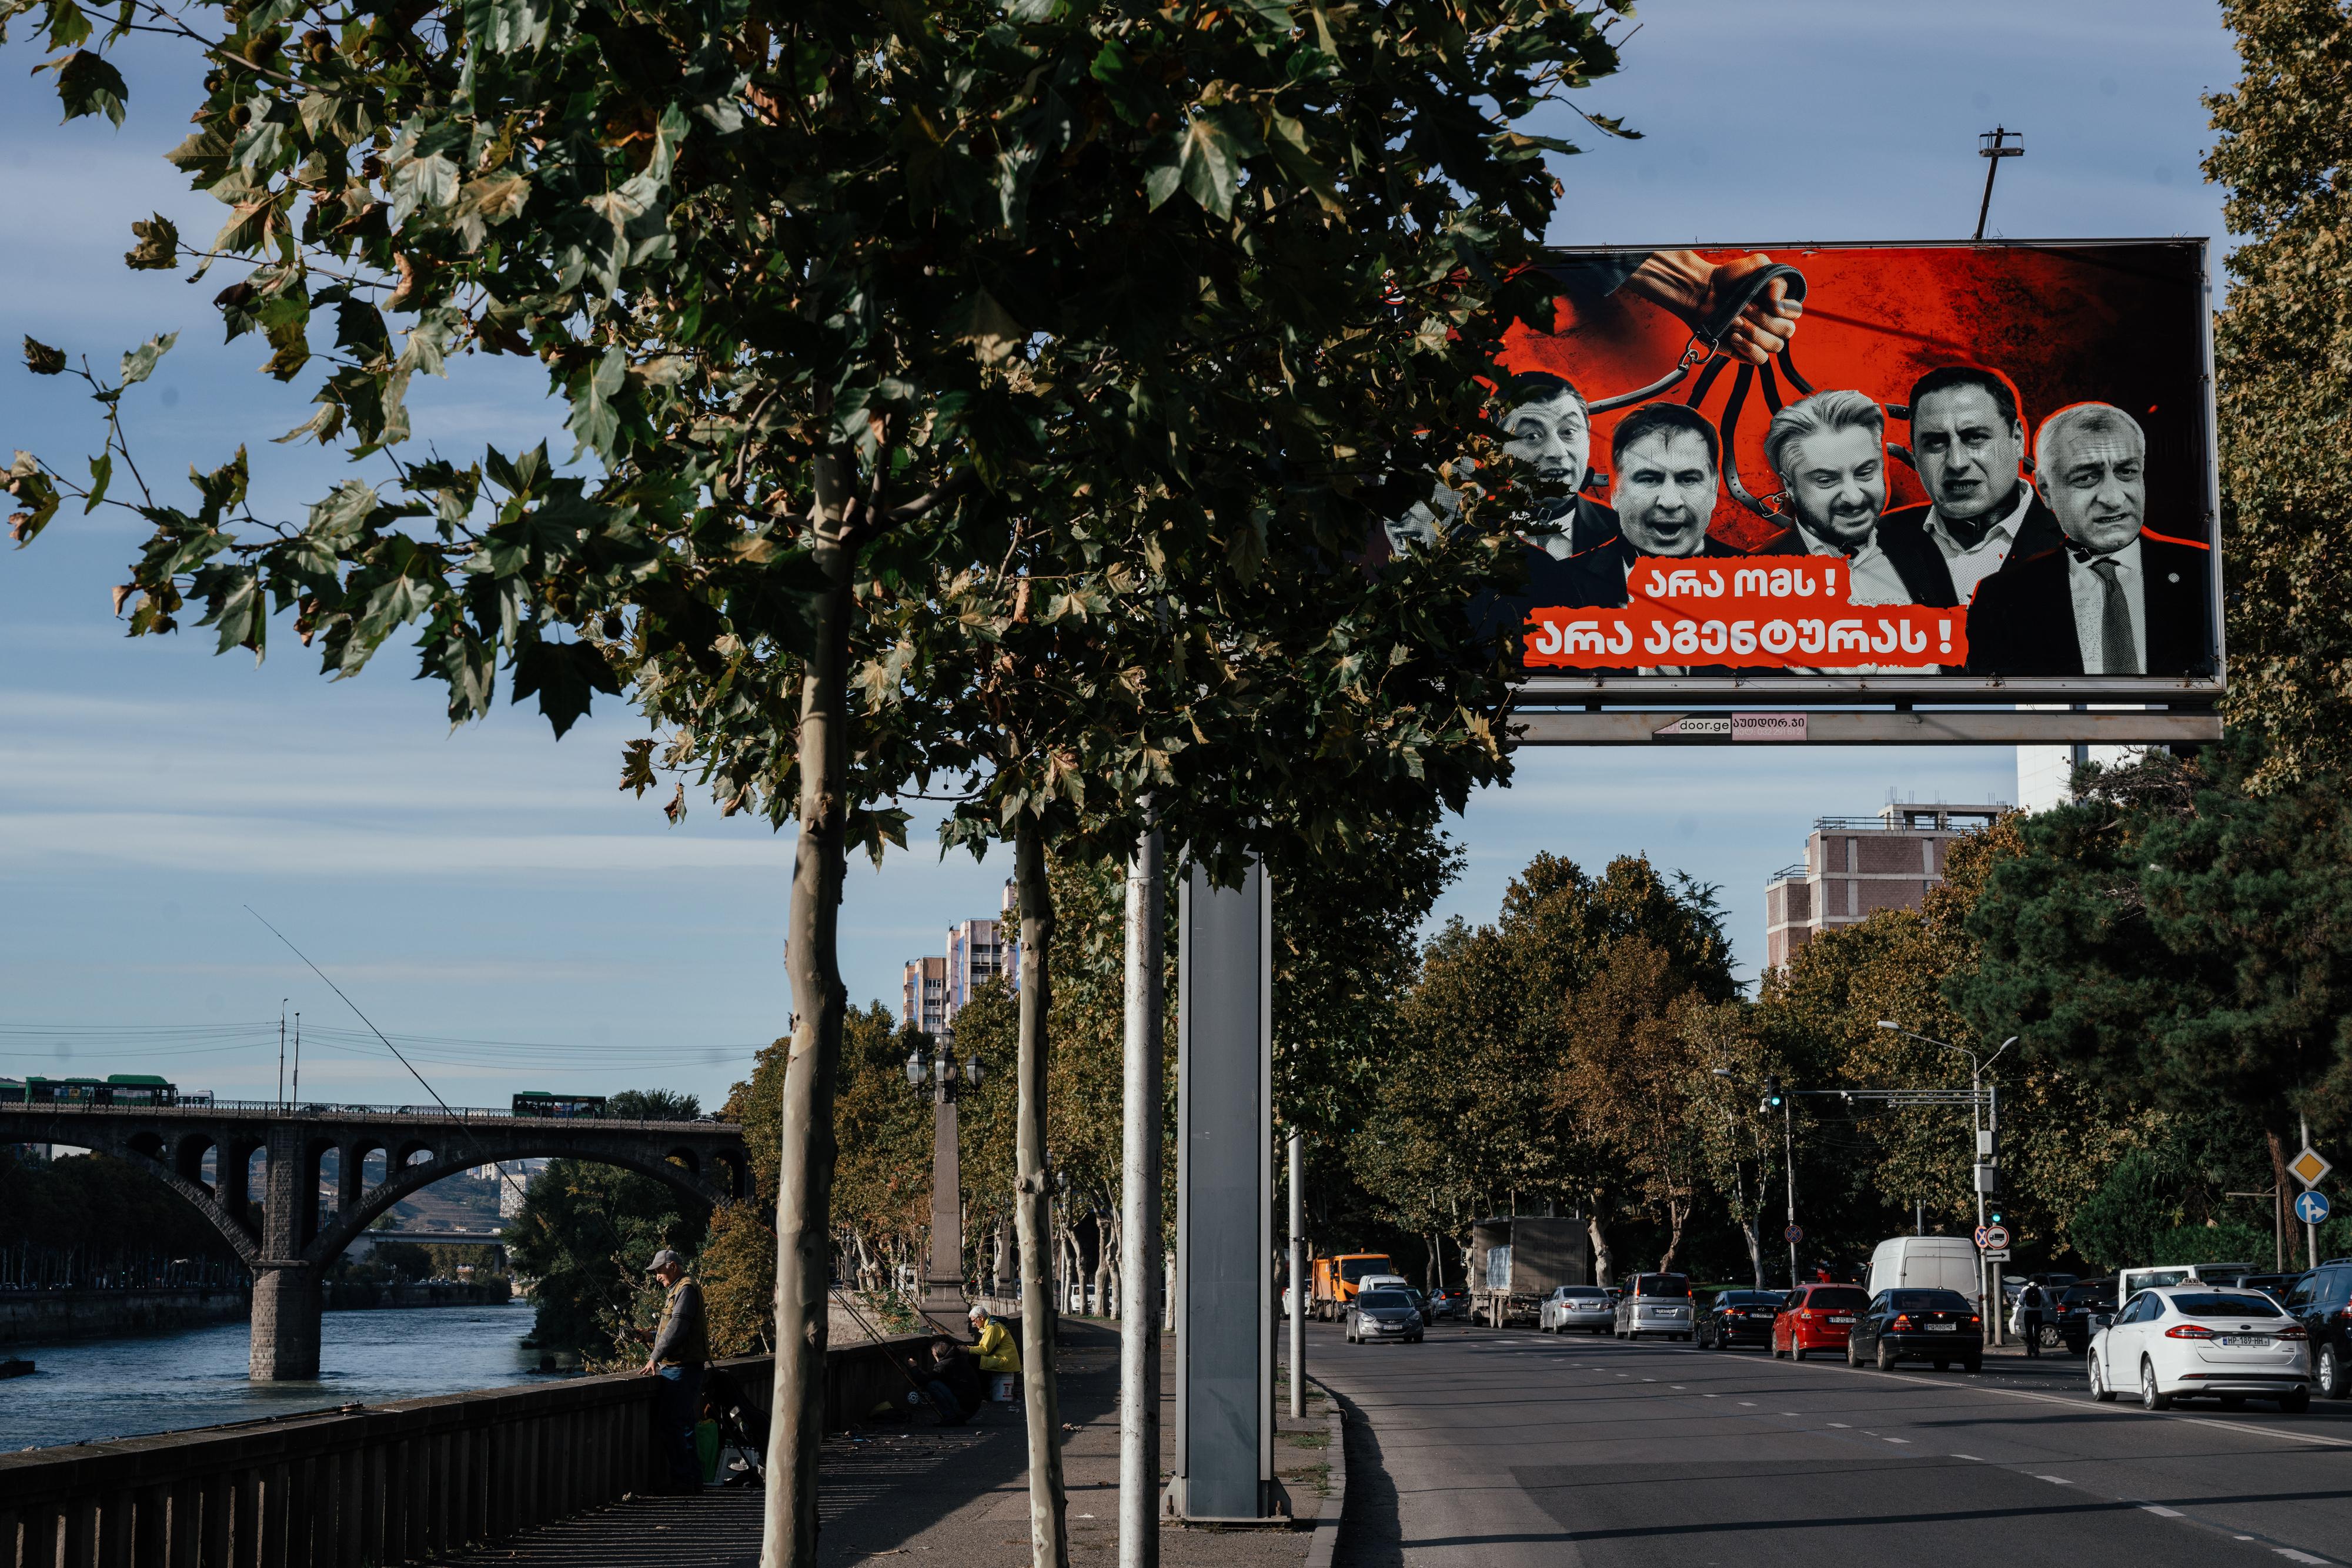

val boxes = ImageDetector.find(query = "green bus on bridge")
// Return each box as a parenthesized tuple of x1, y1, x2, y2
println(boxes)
(510, 1091, 608, 1119)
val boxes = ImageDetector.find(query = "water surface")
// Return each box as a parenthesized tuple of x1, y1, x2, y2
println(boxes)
(0, 1301, 565, 1452)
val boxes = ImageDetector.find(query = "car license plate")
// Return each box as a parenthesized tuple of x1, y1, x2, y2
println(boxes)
(1926, 1323, 1957, 1332)
(1829, 1315, 1853, 1324)
(2219, 1335, 2269, 1347)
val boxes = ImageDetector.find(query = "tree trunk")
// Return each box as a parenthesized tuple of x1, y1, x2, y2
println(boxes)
(2269, 1127, 2291, 1272)
(1587, 1210, 1615, 1288)
(1740, 1215, 1764, 1291)
(1120, 819, 1164, 1568)
(1013, 822, 1071, 1568)
(761, 471, 856, 1568)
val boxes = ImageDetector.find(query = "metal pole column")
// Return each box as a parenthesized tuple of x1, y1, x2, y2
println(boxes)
(1783, 1099, 1796, 1288)
(1120, 824, 1165, 1568)
(1287, 1131, 1304, 1419)
(1173, 857, 1275, 1523)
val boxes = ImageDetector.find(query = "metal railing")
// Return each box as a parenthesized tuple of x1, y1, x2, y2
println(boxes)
(0, 1099, 740, 1131)
(0, 1337, 925, 1567)
(1766, 864, 1808, 884)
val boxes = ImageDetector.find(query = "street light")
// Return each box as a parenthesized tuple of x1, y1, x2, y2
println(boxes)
(1875, 1021, 2018, 1341)
(904, 1042, 985, 1322)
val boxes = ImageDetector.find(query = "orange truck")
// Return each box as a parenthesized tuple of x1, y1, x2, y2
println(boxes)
(1310, 1252, 1400, 1320)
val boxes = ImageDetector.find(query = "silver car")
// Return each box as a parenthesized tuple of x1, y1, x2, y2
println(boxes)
(1541, 1285, 1616, 1334)
(1346, 1288, 1425, 1345)
(1613, 1273, 1695, 1341)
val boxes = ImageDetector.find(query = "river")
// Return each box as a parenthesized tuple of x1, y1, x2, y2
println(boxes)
(1, 1300, 569, 1453)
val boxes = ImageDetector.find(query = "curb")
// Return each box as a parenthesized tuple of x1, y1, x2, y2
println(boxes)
(1302, 1373, 1346, 1568)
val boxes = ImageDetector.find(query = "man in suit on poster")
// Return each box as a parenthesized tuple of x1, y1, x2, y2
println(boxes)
(1559, 402, 1741, 609)
(1963, 403, 2211, 677)
(1760, 389, 1956, 606)
(1876, 366, 2063, 607)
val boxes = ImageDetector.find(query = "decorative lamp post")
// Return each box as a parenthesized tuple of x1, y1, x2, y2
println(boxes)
(907, 1044, 984, 1322)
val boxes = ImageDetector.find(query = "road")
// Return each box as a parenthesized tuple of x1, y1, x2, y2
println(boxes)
(1316, 1322, 2352, 1567)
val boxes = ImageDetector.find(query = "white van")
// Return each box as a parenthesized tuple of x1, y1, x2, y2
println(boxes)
(2116, 1262, 2257, 1302)
(1867, 1237, 1984, 1310)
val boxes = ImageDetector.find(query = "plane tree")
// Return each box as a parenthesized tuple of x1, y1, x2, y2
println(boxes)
(5, 0, 1641, 1559)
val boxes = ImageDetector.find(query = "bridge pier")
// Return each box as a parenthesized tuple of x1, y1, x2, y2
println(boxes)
(249, 1261, 323, 1379)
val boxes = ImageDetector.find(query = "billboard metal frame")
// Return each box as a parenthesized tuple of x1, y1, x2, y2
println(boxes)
(1508, 237, 2224, 718)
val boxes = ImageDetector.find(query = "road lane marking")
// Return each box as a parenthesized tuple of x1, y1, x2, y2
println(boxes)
(1951, 1453, 1981, 1460)
(2036, 1476, 2075, 1485)
(1884, 1437, 1910, 1443)
(1738, 1401, 1756, 1406)
(1828, 1422, 1850, 1429)
(2142, 1506, 2182, 1517)
(1702, 1393, 1719, 1399)
(2275, 1552, 2327, 1564)
(1699, 1341, 2352, 1450)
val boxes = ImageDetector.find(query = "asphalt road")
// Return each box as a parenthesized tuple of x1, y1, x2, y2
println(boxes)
(1315, 1321, 2352, 1567)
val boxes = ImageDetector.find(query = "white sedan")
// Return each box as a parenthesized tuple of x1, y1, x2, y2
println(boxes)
(1539, 1286, 1616, 1333)
(2087, 1284, 2311, 1412)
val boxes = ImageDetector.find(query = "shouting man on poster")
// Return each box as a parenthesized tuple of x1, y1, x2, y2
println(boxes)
(1963, 403, 2209, 677)
(1877, 366, 2062, 606)
(1562, 403, 1737, 609)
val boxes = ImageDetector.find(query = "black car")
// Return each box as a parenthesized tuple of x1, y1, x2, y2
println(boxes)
(2284, 1261, 2352, 1397)
(1698, 1289, 1786, 1350)
(2052, 1281, 2117, 1354)
(1847, 1288, 1983, 1372)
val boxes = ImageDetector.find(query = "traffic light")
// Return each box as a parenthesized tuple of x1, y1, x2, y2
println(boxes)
(1989, 1207, 2004, 1227)
(1762, 1076, 1784, 1110)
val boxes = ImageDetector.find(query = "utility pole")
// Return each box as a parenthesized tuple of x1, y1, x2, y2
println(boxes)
(1782, 1094, 1797, 1289)
(2304, 1114, 2320, 1272)
(277, 1000, 288, 1109)
(290, 1012, 301, 1108)
(1118, 821, 1164, 1568)
(1877, 1023, 2015, 1339)
(1287, 1131, 1304, 1419)
(1974, 126, 2024, 241)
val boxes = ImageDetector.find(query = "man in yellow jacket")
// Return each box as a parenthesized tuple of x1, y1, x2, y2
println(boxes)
(967, 1303, 1021, 1373)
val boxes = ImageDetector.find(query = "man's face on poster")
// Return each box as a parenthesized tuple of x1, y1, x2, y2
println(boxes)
(1912, 384, 2024, 524)
(1783, 424, 1887, 553)
(2038, 423, 2146, 556)
(1502, 392, 1591, 499)
(1612, 430, 1717, 557)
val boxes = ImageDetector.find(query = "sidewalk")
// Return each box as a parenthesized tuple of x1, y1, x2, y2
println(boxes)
(432, 1319, 1327, 1567)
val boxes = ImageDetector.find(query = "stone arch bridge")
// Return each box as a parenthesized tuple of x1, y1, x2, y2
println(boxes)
(0, 1102, 750, 1379)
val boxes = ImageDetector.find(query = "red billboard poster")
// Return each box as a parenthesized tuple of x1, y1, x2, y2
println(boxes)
(1398, 240, 2220, 698)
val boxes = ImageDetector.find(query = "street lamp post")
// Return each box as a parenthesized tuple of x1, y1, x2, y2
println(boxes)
(1877, 1023, 2015, 1342)
(907, 1043, 986, 1325)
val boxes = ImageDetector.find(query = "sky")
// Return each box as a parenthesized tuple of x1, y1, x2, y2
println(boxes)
(0, 1, 2239, 1112)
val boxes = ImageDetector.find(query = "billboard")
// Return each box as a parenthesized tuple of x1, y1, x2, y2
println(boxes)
(1407, 240, 2221, 703)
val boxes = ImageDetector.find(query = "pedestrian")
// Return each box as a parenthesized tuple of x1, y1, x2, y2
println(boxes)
(916, 1338, 983, 1425)
(640, 1248, 708, 1492)
(968, 1303, 1021, 1375)
(2013, 1280, 2048, 1359)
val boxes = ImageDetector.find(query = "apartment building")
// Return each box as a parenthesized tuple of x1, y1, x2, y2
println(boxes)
(1763, 801, 2004, 969)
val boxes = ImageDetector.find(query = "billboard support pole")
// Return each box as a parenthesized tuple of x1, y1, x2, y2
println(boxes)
(1975, 127, 2024, 241)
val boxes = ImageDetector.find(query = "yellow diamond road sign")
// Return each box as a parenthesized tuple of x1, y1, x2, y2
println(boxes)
(2290, 1147, 2332, 1189)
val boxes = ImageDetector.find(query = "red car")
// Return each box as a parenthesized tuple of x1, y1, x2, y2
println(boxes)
(1773, 1284, 1873, 1361)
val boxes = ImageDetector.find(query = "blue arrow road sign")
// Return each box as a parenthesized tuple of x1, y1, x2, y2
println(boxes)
(2296, 1189, 2331, 1226)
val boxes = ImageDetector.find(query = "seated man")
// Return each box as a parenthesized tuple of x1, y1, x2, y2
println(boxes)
(921, 1338, 984, 1424)
(968, 1302, 1021, 1375)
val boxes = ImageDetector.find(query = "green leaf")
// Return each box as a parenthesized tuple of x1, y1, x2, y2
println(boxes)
(83, 452, 111, 513)
(45, 0, 92, 49)
(22, 337, 66, 376)
(54, 48, 127, 126)
(566, 345, 627, 460)
(118, 332, 177, 387)
(944, 290, 1024, 364)
(1175, 108, 1259, 220)
(123, 213, 179, 270)
(510, 637, 620, 738)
